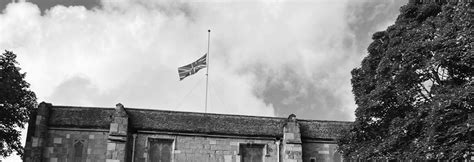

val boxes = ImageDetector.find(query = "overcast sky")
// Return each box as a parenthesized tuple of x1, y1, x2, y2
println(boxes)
(1, 0, 406, 160)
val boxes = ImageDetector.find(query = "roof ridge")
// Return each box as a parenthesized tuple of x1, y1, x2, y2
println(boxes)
(51, 105, 353, 123)
(48, 104, 353, 139)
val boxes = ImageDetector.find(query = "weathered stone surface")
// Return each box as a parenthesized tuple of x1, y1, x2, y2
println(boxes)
(53, 138, 62, 144)
(106, 103, 130, 162)
(45, 104, 351, 139)
(24, 102, 351, 162)
(302, 142, 342, 162)
(134, 134, 278, 162)
(282, 114, 303, 162)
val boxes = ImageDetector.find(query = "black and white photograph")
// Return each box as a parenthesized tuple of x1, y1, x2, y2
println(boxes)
(0, 0, 472, 161)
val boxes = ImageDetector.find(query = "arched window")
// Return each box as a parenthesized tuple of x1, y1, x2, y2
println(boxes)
(73, 140, 85, 162)
(149, 138, 173, 162)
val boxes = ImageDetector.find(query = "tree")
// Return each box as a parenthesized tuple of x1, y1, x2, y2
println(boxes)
(338, 1, 472, 160)
(0, 50, 37, 157)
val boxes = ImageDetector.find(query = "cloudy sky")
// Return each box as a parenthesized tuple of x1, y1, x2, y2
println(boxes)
(1, 0, 406, 160)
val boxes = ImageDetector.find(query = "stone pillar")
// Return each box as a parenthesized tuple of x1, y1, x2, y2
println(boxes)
(23, 102, 51, 162)
(281, 114, 303, 162)
(106, 103, 129, 162)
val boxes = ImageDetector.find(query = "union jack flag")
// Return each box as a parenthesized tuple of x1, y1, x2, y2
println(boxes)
(178, 53, 207, 81)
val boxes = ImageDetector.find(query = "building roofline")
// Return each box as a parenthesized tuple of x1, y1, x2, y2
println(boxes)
(51, 104, 354, 123)
(44, 102, 352, 140)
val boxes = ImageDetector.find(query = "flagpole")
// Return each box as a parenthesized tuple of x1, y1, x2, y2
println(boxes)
(205, 29, 210, 113)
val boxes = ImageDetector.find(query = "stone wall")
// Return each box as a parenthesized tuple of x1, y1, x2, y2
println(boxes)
(24, 102, 51, 162)
(302, 142, 342, 162)
(24, 103, 352, 162)
(42, 129, 109, 162)
(133, 133, 279, 162)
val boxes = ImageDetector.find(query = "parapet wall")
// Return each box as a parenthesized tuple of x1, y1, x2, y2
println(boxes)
(23, 102, 352, 162)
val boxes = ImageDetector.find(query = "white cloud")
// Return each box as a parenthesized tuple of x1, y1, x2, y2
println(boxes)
(0, 0, 406, 118)
(1, 1, 281, 115)
(0, 0, 405, 160)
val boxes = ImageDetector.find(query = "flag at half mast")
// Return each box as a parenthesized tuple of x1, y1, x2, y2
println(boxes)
(178, 53, 207, 81)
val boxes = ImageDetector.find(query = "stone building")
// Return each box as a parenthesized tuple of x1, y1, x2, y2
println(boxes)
(23, 102, 352, 162)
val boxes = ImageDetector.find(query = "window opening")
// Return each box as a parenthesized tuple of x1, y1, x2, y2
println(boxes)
(239, 143, 264, 162)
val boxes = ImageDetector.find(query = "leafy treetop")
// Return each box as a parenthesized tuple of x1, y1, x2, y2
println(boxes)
(0, 50, 37, 157)
(338, 1, 473, 160)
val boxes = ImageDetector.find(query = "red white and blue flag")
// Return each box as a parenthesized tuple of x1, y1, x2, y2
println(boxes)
(178, 53, 207, 81)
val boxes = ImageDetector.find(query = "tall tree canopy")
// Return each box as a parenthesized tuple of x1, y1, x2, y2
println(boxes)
(338, 1, 473, 160)
(0, 50, 37, 157)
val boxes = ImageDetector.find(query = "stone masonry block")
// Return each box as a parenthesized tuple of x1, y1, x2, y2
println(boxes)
(53, 138, 62, 144)
(89, 135, 95, 139)
(50, 158, 57, 162)
(229, 142, 239, 146)
(112, 151, 118, 159)
(223, 145, 232, 150)
(107, 143, 116, 151)
(285, 133, 294, 140)
(118, 152, 125, 159)
(285, 123, 299, 132)
(35, 116, 42, 125)
(106, 159, 120, 162)
(95, 134, 103, 139)
(176, 154, 186, 161)
(220, 145, 228, 150)
(200, 154, 210, 162)
(97, 154, 106, 160)
(110, 123, 118, 132)
(114, 118, 122, 124)
(209, 140, 216, 144)
(43, 149, 50, 158)
(118, 129, 126, 135)
(286, 145, 301, 151)
(32, 138, 38, 147)
(106, 151, 113, 159)
(117, 143, 125, 150)
(93, 149, 106, 155)
(217, 140, 228, 145)
(224, 155, 232, 162)
(116, 125, 122, 133)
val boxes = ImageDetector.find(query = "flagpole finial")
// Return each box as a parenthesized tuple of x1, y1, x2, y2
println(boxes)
(208, 29, 211, 32)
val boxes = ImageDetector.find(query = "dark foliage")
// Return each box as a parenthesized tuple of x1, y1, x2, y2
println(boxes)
(0, 50, 37, 157)
(338, 1, 473, 160)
